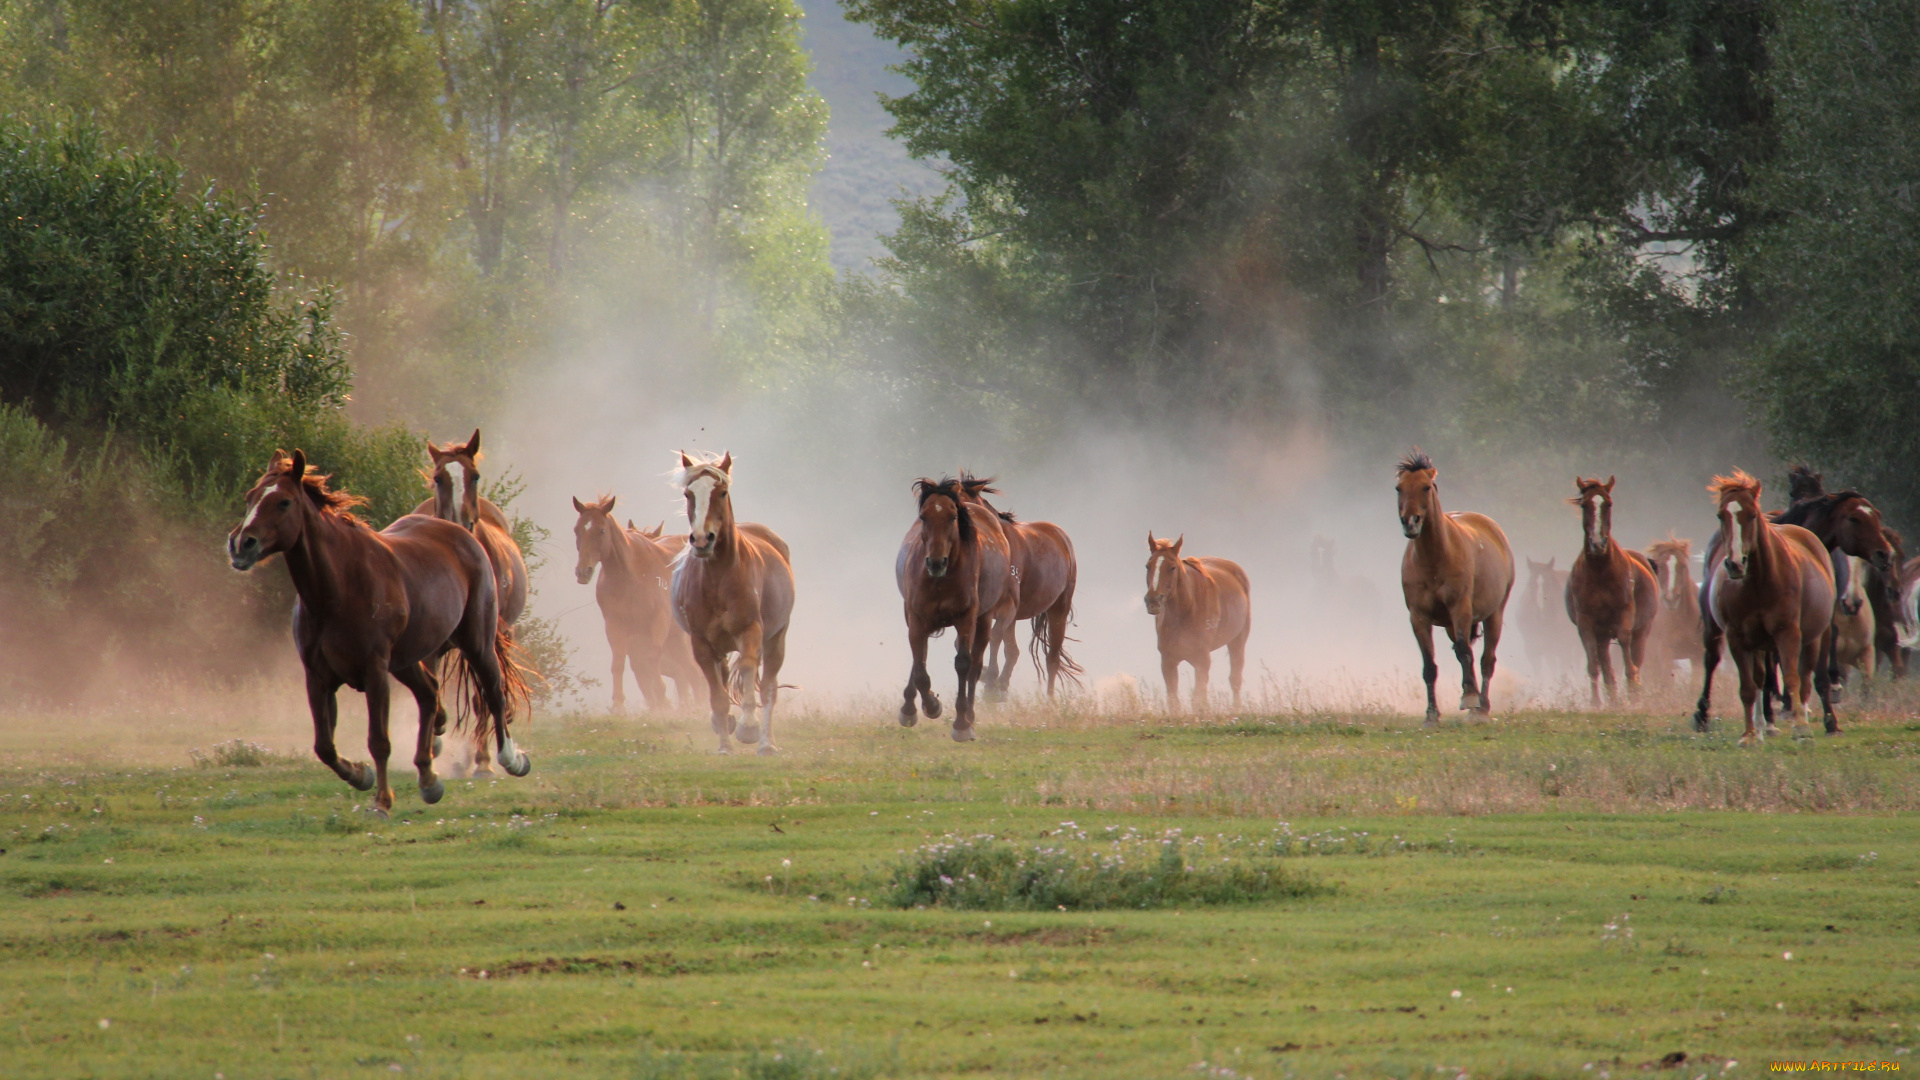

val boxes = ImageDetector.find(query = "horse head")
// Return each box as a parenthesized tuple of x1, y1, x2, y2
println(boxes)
(913, 477, 973, 579)
(1569, 476, 1616, 559)
(1648, 535, 1692, 608)
(1143, 532, 1184, 616)
(229, 449, 364, 571)
(1395, 451, 1437, 539)
(571, 494, 617, 584)
(676, 451, 734, 559)
(1828, 494, 1895, 574)
(1524, 556, 1556, 608)
(1710, 471, 1765, 581)
(426, 428, 483, 529)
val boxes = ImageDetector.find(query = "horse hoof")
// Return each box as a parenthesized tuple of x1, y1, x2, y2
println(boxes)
(432, 736, 443, 757)
(1423, 710, 1440, 728)
(735, 723, 762, 744)
(368, 805, 389, 820)
(1458, 694, 1482, 711)
(715, 745, 732, 756)
(505, 752, 531, 778)
(924, 697, 943, 720)
(950, 725, 975, 743)
(756, 744, 777, 757)
(420, 779, 445, 804)
(1739, 732, 1760, 746)
(347, 763, 376, 791)
(898, 706, 918, 728)
(1691, 714, 1711, 733)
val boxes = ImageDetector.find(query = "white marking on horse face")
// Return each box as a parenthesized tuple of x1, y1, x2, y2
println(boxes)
(240, 492, 265, 532)
(687, 476, 717, 536)
(1154, 557, 1174, 593)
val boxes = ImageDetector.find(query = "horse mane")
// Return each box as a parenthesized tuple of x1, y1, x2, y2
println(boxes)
(913, 476, 975, 542)
(1397, 449, 1434, 475)
(1707, 470, 1762, 504)
(669, 450, 731, 489)
(1648, 533, 1691, 560)
(958, 472, 1000, 498)
(271, 456, 368, 521)
(1567, 476, 1606, 506)
(1774, 488, 1869, 529)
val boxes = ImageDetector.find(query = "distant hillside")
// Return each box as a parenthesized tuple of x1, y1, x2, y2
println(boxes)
(798, 0, 945, 274)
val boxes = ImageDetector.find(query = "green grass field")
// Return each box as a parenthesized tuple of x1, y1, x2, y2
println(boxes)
(2, 701, 1917, 1079)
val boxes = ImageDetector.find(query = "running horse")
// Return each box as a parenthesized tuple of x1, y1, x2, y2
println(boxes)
(227, 450, 529, 814)
(572, 494, 700, 711)
(1394, 451, 1515, 724)
(970, 485, 1081, 700)
(413, 430, 528, 776)
(1143, 533, 1251, 713)
(897, 475, 1015, 740)
(1563, 477, 1659, 706)
(669, 452, 795, 754)
(1644, 534, 1703, 679)
(1696, 471, 1837, 742)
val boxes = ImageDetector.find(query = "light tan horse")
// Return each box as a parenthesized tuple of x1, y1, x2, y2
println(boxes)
(1564, 477, 1659, 706)
(1395, 451, 1514, 724)
(1702, 470, 1837, 742)
(571, 495, 700, 712)
(1143, 534, 1250, 713)
(1831, 555, 1876, 685)
(1644, 534, 1703, 681)
(669, 452, 795, 754)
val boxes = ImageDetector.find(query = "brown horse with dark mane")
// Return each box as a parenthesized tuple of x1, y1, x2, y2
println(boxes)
(897, 475, 1015, 740)
(968, 488, 1081, 700)
(227, 450, 529, 814)
(412, 430, 528, 776)
(1395, 451, 1514, 724)
(670, 452, 795, 755)
(1697, 471, 1837, 743)
(1143, 533, 1250, 713)
(1644, 534, 1703, 680)
(572, 495, 700, 712)
(1563, 477, 1659, 706)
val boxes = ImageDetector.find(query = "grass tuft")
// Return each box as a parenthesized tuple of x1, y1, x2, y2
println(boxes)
(188, 740, 278, 768)
(884, 824, 1323, 910)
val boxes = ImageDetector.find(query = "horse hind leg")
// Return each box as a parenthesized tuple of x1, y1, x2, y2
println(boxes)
(733, 630, 766, 745)
(1451, 626, 1481, 713)
(1190, 652, 1214, 715)
(394, 663, 446, 805)
(753, 629, 787, 756)
(1477, 614, 1504, 716)
(1692, 622, 1724, 732)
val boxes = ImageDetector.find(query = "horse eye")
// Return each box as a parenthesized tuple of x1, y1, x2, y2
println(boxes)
(278, 498, 292, 509)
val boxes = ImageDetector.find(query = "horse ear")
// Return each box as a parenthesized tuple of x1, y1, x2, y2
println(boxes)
(289, 448, 307, 480)
(572, 496, 588, 513)
(601, 495, 617, 513)
(719, 452, 732, 474)
(269, 448, 287, 469)
(1173, 534, 1184, 556)
(1547, 556, 1556, 570)
(679, 451, 693, 468)
(1147, 530, 1156, 547)
(1605, 475, 1616, 492)
(467, 428, 481, 455)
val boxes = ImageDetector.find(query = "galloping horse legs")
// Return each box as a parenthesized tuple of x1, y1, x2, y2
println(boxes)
(1692, 621, 1724, 732)
(392, 662, 446, 805)
(363, 665, 397, 815)
(754, 628, 787, 756)
(1577, 626, 1607, 707)
(1412, 619, 1441, 726)
(606, 624, 630, 712)
(1733, 646, 1763, 745)
(732, 625, 766, 746)
(899, 623, 939, 726)
(1226, 622, 1249, 712)
(692, 635, 735, 753)
(1159, 652, 1183, 715)
(1449, 617, 1481, 713)
(306, 669, 372, 792)
(1776, 628, 1810, 738)
(952, 613, 992, 741)
(1477, 613, 1504, 716)
(1190, 650, 1213, 715)
(1810, 631, 1839, 734)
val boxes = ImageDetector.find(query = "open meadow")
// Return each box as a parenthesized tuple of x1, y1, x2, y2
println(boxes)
(1, 695, 1917, 1080)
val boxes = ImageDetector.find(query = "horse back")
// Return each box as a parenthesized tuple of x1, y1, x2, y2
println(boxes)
(1009, 521, 1076, 618)
(1779, 523, 1837, 632)
(1192, 556, 1251, 644)
(739, 522, 790, 564)
(373, 515, 496, 667)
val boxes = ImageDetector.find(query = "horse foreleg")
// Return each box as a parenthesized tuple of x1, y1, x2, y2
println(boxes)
(1733, 647, 1762, 745)
(733, 625, 766, 746)
(1577, 625, 1604, 707)
(994, 618, 1022, 700)
(1160, 651, 1182, 716)
(1776, 629, 1810, 738)
(1412, 619, 1440, 726)
(1190, 651, 1214, 715)
(632, 634, 669, 713)
(755, 628, 787, 756)
(952, 614, 989, 741)
(691, 636, 734, 753)
(1693, 621, 1724, 732)
(306, 669, 368, 792)
(607, 624, 629, 713)
(1811, 629, 1840, 735)
(1226, 625, 1249, 712)
(901, 621, 937, 726)
(1478, 613, 1504, 716)
(1448, 622, 1480, 713)
(364, 669, 396, 815)
(393, 663, 445, 805)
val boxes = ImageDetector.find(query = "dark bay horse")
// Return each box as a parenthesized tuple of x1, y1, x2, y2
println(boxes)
(1563, 477, 1658, 706)
(669, 452, 795, 755)
(1395, 452, 1514, 724)
(227, 450, 529, 814)
(1143, 533, 1251, 713)
(1644, 535, 1703, 679)
(970, 490, 1081, 700)
(572, 495, 700, 712)
(896, 475, 1015, 740)
(1698, 471, 1837, 743)
(413, 430, 528, 776)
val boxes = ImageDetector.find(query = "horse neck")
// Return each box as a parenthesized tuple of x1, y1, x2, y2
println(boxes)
(1410, 491, 1464, 562)
(281, 506, 355, 613)
(1745, 511, 1790, 583)
(1165, 557, 1202, 617)
(706, 497, 743, 565)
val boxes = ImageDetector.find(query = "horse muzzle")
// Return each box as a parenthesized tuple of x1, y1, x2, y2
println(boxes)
(1872, 549, 1893, 573)
(1723, 557, 1746, 581)
(690, 535, 716, 558)
(925, 556, 950, 578)
(575, 565, 596, 585)
(228, 533, 261, 571)
(1401, 515, 1423, 539)
(1144, 596, 1162, 616)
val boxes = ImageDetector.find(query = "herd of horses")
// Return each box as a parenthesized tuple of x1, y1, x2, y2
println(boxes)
(223, 435, 1914, 811)
(1398, 451, 1914, 744)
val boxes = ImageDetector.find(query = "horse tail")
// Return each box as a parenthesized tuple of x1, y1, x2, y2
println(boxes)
(1028, 607, 1085, 691)
(451, 619, 535, 743)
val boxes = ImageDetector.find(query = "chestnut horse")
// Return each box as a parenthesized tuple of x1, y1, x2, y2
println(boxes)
(1697, 471, 1837, 743)
(1644, 534, 1703, 679)
(227, 450, 529, 814)
(1563, 477, 1659, 706)
(413, 430, 528, 776)
(1395, 452, 1514, 724)
(1143, 533, 1250, 713)
(669, 452, 794, 755)
(897, 475, 1015, 740)
(1831, 555, 1876, 685)
(572, 495, 700, 712)
(972, 492, 1081, 700)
